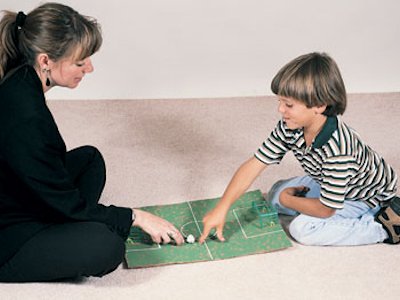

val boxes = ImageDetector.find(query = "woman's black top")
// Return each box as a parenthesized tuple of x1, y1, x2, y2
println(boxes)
(0, 65, 132, 266)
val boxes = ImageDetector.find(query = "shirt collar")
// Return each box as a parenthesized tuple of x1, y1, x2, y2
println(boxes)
(312, 116, 338, 148)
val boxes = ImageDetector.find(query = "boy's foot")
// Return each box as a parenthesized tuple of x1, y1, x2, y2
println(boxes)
(376, 196, 400, 244)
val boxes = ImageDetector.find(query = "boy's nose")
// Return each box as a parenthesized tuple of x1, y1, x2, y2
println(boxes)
(278, 102, 285, 114)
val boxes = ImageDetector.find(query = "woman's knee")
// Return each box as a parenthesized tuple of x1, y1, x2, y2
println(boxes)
(80, 223, 125, 277)
(0, 222, 125, 282)
(66, 145, 106, 177)
(80, 145, 105, 166)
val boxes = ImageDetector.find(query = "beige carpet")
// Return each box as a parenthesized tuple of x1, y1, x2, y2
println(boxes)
(1, 93, 399, 300)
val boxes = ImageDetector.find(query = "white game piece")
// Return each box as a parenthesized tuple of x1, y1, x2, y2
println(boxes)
(186, 234, 195, 244)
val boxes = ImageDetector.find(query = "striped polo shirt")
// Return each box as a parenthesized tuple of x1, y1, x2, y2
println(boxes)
(255, 116, 398, 209)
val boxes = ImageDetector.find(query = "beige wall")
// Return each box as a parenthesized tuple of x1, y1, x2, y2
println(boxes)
(2, 0, 400, 100)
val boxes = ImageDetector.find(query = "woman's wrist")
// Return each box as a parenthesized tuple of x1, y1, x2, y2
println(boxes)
(132, 208, 139, 226)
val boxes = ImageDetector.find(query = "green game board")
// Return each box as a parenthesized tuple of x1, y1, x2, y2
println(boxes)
(125, 190, 292, 268)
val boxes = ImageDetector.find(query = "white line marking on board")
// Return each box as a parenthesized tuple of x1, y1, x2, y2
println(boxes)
(180, 221, 196, 236)
(186, 201, 214, 260)
(232, 207, 284, 239)
(126, 243, 162, 252)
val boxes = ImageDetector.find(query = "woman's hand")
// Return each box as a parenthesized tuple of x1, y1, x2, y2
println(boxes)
(132, 209, 184, 245)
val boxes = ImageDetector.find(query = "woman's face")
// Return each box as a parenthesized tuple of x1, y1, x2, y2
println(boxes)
(48, 56, 94, 89)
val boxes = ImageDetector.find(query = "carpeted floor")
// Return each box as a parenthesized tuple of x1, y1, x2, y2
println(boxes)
(1, 93, 399, 300)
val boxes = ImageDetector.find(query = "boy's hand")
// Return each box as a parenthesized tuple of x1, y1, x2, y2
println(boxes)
(199, 206, 228, 244)
(283, 185, 310, 197)
(294, 186, 310, 197)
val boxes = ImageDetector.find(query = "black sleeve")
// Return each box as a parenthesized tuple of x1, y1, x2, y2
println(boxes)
(2, 115, 132, 239)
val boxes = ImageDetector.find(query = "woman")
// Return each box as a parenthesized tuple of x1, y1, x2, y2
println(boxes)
(0, 2, 183, 282)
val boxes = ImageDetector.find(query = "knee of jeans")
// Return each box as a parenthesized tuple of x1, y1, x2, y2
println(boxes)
(289, 216, 320, 246)
(267, 180, 287, 205)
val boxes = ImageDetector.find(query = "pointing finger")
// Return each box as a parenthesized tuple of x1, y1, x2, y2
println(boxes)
(199, 224, 212, 244)
(216, 225, 225, 242)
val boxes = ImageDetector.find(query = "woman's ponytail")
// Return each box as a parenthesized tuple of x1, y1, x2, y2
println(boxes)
(0, 11, 21, 79)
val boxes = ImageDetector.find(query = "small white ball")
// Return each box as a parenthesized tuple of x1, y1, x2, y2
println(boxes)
(186, 234, 195, 244)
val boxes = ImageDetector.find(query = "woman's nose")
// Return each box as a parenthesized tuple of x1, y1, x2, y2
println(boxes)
(85, 58, 94, 73)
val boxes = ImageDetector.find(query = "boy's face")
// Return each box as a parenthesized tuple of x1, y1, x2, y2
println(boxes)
(277, 96, 326, 130)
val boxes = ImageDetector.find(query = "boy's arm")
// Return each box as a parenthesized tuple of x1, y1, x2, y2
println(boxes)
(199, 157, 267, 243)
(280, 187, 336, 218)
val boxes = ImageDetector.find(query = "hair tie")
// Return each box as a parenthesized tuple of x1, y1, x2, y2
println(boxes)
(15, 11, 27, 29)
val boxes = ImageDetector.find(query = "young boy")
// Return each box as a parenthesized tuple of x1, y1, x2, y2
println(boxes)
(199, 52, 400, 246)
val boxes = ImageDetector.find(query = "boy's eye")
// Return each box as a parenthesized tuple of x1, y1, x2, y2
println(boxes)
(75, 62, 85, 67)
(278, 98, 293, 108)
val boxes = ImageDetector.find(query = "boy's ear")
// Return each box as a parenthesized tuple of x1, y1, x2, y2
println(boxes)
(314, 104, 327, 115)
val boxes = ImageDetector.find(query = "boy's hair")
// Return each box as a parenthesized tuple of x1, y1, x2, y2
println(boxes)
(271, 52, 346, 116)
(0, 2, 102, 79)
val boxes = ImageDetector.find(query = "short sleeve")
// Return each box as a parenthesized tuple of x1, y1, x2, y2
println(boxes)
(255, 120, 292, 165)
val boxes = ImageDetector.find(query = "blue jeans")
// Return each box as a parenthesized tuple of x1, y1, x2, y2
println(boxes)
(266, 176, 388, 246)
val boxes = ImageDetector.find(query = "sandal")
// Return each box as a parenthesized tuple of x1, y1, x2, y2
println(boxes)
(376, 196, 400, 244)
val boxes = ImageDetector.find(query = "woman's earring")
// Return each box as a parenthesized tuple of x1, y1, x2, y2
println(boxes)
(43, 68, 51, 87)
